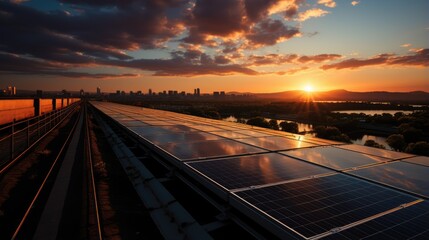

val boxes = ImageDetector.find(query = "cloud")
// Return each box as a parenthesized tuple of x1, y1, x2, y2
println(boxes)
(276, 66, 309, 75)
(297, 8, 330, 21)
(351, 1, 359, 6)
(0, 53, 138, 78)
(318, 0, 336, 8)
(246, 19, 300, 46)
(247, 53, 341, 66)
(321, 49, 429, 70)
(401, 43, 412, 48)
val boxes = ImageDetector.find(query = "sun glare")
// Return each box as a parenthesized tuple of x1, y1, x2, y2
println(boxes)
(304, 84, 314, 93)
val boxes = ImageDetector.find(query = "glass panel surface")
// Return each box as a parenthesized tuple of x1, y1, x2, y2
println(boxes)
(144, 132, 222, 144)
(188, 153, 332, 190)
(350, 161, 429, 198)
(236, 136, 316, 151)
(327, 201, 429, 239)
(209, 131, 254, 139)
(159, 125, 199, 133)
(236, 130, 272, 137)
(336, 144, 414, 159)
(129, 126, 171, 137)
(281, 146, 387, 170)
(119, 120, 147, 127)
(235, 174, 417, 238)
(158, 139, 266, 161)
(403, 156, 429, 167)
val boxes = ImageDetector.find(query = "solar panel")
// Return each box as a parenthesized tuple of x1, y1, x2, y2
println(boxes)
(235, 136, 316, 151)
(187, 153, 332, 190)
(234, 174, 417, 238)
(235, 129, 272, 137)
(143, 132, 222, 145)
(335, 144, 414, 160)
(91, 102, 428, 239)
(281, 146, 388, 170)
(350, 162, 429, 198)
(209, 131, 254, 139)
(403, 156, 429, 167)
(118, 120, 148, 127)
(326, 201, 429, 239)
(157, 139, 267, 161)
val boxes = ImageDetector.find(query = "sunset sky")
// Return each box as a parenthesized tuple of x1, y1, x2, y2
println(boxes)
(1, 0, 428, 93)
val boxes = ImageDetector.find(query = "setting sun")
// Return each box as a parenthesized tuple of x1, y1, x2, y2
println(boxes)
(304, 84, 314, 93)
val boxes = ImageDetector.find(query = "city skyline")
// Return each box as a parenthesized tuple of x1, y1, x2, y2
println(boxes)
(1, 0, 428, 93)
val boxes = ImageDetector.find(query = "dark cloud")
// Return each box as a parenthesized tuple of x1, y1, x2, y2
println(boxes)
(103, 50, 258, 76)
(244, 0, 277, 22)
(0, 53, 138, 78)
(321, 49, 429, 70)
(246, 19, 299, 46)
(297, 54, 342, 63)
(248, 53, 340, 66)
(186, 0, 246, 36)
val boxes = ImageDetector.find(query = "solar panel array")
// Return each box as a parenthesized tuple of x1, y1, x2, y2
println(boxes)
(91, 101, 429, 239)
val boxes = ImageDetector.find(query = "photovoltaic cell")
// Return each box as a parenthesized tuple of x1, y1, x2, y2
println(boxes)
(235, 174, 417, 238)
(209, 131, 254, 139)
(350, 161, 429, 198)
(187, 153, 332, 190)
(326, 201, 429, 240)
(335, 144, 414, 160)
(281, 146, 387, 170)
(235, 136, 316, 151)
(158, 139, 267, 161)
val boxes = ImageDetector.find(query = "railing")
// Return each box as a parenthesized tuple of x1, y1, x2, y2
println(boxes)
(0, 102, 80, 165)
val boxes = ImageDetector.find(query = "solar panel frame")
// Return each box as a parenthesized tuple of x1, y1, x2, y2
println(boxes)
(402, 156, 429, 167)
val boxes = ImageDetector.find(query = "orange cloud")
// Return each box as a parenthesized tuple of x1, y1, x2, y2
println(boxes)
(318, 0, 336, 8)
(351, 1, 359, 6)
(297, 8, 330, 21)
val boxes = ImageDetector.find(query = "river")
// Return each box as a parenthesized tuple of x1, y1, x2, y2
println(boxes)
(223, 115, 392, 150)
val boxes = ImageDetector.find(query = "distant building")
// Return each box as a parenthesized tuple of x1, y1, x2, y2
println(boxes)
(148, 89, 152, 95)
(116, 90, 121, 95)
(5, 86, 16, 96)
(196, 88, 200, 96)
(80, 89, 85, 96)
(213, 91, 220, 96)
(220, 91, 226, 96)
(96, 87, 101, 95)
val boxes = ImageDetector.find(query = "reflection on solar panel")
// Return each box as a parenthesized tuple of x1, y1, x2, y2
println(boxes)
(234, 174, 417, 238)
(158, 139, 266, 161)
(325, 201, 429, 239)
(335, 144, 414, 159)
(91, 101, 429, 239)
(403, 156, 429, 167)
(235, 136, 316, 151)
(187, 153, 332, 190)
(282, 146, 388, 170)
(350, 161, 429, 198)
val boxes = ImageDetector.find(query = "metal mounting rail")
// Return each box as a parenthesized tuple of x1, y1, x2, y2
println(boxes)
(92, 109, 213, 240)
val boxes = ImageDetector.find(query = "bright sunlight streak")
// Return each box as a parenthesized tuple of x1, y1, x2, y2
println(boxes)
(303, 84, 314, 93)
